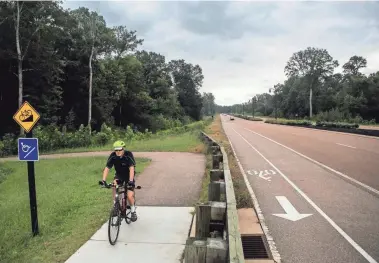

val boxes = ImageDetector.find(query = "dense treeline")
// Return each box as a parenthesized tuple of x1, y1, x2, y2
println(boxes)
(0, 1, 216, 138)
(218, 47, 379, 124)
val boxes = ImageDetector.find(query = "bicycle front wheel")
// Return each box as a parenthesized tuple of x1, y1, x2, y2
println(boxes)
(108, 201, 121, 245)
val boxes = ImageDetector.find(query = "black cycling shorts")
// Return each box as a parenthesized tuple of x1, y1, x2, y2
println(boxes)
(113, 176, 135, 190)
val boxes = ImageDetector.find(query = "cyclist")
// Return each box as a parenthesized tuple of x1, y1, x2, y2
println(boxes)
(100, 140, 137, 222)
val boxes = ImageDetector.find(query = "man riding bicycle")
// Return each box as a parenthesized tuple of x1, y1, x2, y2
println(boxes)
(100, 140, 137, 222)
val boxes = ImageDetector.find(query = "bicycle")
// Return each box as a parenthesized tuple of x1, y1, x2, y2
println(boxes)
(99, 180, 142, 245)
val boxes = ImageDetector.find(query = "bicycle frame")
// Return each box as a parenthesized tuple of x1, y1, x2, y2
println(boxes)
(99, 181, 142, 245)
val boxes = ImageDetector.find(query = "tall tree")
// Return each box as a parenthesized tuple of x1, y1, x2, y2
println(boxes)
(169, 59, 204, 120)
(284, 47, 339, 118)
(9, 1, 55, 133)
(112, 26, 143, 59)
(70, 7, 110, 133)
(343, 55, 367, 76)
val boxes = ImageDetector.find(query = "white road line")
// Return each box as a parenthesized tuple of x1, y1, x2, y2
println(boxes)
(222, 123, 282, 263)
(232, 128, 378, 263)
(336, 143, 356, 149)
(244, 127, 379, 197)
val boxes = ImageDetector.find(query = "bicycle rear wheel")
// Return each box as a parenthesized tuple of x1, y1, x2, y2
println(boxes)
(108, 201, 121, 245)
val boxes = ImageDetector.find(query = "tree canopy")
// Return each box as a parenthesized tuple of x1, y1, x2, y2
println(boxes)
(0, 1, 216, 137)
(218, 47, 379, 124)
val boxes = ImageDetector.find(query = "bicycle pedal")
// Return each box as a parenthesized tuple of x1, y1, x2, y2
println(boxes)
(126, 205, 131, 209)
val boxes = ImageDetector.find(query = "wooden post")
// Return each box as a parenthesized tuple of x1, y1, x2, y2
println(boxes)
(210, 169, 224, 181)
(196, 204, 211, 238)
(210, 201, 227, 221)
(211, 145, 220, 154)
(208, 182, 221, 201)
(185, 237, 207, 263)
(212, 154, 223, 169)
(206, 237, 228, 263)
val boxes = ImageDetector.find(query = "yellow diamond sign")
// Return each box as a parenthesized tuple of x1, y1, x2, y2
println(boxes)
(13, 101, 41, 133)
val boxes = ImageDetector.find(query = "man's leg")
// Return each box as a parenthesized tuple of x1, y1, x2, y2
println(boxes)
(111, 178, 119, 216)
(127, 184, 137, 221)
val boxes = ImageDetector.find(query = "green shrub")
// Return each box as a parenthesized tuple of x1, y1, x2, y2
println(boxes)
(232, 114, 263, 121)
(315, 121, 359, 129)
(92, 132, 109, 146)
(1, 133, 17, 156)
(264, 119, 312, 126)
(0, 118, 209, 157)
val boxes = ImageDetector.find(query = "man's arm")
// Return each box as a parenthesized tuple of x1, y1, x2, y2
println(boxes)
(102, 155, 114, 182)
(129, 166, 135, 181)
(127, 151, 136, 181)
(102, 167, 110, 181)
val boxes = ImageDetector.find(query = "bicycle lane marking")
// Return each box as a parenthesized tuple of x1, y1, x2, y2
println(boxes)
(231, 127, 378, 263)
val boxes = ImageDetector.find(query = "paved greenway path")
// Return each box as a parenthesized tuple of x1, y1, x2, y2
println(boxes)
(2, 151, 206, 263)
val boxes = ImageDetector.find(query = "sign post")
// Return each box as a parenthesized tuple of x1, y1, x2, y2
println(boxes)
(13, 101, 41, 236)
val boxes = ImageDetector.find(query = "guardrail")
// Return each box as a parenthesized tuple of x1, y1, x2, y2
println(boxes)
(184, 131, 244, 262)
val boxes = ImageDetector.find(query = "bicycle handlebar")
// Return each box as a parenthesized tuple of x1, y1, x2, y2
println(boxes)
(98, 181, 141, 190)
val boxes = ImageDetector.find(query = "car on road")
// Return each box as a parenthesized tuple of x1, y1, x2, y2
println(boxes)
(230, 116, 234, 120)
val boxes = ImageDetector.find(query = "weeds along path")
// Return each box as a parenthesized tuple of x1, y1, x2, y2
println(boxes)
(1, 151, 206, 206)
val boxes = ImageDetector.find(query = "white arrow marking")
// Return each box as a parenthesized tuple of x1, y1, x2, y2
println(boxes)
(272, 196, 312, 221)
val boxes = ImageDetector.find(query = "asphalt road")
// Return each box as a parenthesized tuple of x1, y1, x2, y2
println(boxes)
(221, 115, 379, 263)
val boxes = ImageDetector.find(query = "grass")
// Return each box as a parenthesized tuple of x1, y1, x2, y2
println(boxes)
(44, 132, 205, 155)
(197, 153, 212, 205)
(0, 156, 151, 263)
(204, 115, 253, 208)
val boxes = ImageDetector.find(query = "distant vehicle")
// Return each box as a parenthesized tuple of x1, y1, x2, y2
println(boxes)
(230, 116, 234, 120)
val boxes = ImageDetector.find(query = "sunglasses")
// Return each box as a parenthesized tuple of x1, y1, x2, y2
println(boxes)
(115, 149, 123, 152)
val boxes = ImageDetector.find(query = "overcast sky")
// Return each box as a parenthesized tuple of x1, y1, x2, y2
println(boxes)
(62, 0, 379, 106)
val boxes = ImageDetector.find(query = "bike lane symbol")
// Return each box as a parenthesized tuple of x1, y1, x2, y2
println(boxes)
(21, 142, 36, 159)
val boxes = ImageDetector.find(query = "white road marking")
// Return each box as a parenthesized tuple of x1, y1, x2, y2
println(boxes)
(273, 196, 312, 222)
(222, 124, 282, 263)
(233, 128, 378, 263)
(336, 143, 356, 149)
(244, 127, 379, 197)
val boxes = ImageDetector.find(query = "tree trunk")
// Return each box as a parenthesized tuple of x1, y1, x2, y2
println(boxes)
(88, 45, 94, 134)
(119, 104, 122, 126)
(309, 87, 313, 119)
(16, 2, 24, 135)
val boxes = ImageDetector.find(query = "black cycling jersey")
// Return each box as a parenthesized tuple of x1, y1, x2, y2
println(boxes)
(106, 150, 136, 181)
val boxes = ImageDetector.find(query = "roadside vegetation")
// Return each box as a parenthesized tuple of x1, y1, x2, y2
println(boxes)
(218, 48, 378, 126)
(203, 115, 253, 208)
(0, 119, 211, 157)
(0, 156, 150, 263)
(232, 114, 263, 121)
(0, 2, 216, 157)
(264, 118, 359, 129)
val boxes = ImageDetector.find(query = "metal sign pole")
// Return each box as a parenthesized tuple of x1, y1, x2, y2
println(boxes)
(13, 101, 41, 236)
(26, 129, 39, 236)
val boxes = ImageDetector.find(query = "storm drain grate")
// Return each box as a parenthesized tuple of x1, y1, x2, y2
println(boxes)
(241, 235, 269, 259)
